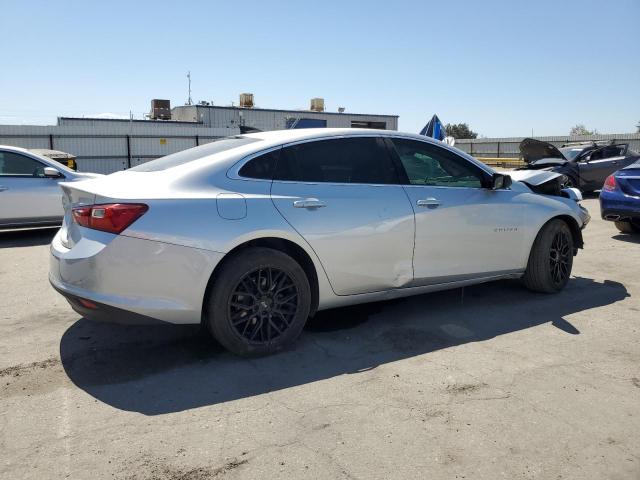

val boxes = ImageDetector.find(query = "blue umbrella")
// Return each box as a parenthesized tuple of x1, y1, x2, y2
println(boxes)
(419, 114, 446, 141)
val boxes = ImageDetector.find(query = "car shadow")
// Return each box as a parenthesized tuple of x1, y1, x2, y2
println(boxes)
(0, 227, 59, 248)
(612, 233, 640, 244)
(59, 276, 629, 416)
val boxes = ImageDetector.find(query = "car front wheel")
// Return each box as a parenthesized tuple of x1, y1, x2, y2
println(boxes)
(563, 175, 578, 190)
(522, 219, 574, 293)
(205, 247, 311, 356)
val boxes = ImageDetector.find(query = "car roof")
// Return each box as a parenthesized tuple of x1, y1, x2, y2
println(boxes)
(243, 127, 433, 144)
(131, 128, 492, 184)
(241, 128, 493, 174)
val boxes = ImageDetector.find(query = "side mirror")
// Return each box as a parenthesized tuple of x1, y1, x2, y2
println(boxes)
(489, 173, 512, 190)
(43, 167, 62, 178)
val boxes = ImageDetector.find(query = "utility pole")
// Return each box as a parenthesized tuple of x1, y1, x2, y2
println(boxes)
(186, 71, 192, 106)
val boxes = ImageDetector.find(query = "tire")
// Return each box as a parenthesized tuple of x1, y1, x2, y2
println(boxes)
(205, 247, 311, 356)
(615, 220, 640, 234)
(563, 175, 578, 190)
(522, 219, 574, 293)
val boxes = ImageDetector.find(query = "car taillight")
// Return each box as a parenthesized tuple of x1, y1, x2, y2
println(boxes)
(72, 203, 148, 234)
(603, 175, 617, 192)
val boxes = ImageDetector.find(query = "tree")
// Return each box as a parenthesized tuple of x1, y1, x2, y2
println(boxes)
(445, 123, 478, 139)
(570, 124, 597, 136)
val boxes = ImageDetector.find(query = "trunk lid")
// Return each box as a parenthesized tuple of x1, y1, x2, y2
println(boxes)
(57, 169, 197, 248)
(519, 138, 568, 164)
(59, 183, 97, 249)
(617, 161, 640, 197)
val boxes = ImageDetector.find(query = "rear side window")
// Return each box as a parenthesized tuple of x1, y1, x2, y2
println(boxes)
(391, 138, 485, 188)
(274, 137, 398, 184)
(0, 151, 46, 177)
(238, 149, 280, 179)
(130, 136, 261, 172)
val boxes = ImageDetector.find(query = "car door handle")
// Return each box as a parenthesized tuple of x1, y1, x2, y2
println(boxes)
(0, 186, 7, 192)
(416, 198, 441, 208)
(293, 198, 326, 209)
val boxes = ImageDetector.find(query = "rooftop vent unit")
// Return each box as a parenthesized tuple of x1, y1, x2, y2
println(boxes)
(239, 93, 254, 108)
(150, 99, 171, 120)
(310, 98, 325, 112)
(338, 107, 345, 113)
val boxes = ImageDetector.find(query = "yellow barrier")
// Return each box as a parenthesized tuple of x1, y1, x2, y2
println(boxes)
(475, 157, 524, 168)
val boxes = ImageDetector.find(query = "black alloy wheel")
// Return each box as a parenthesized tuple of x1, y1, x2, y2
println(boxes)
(206, 247, 311, 356)
(549, 231, 571, 287)
(522, 219, 574, 293)
(229, 267, 298, 344)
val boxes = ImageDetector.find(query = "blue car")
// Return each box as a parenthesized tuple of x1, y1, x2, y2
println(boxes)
(600, 159, 640, 233)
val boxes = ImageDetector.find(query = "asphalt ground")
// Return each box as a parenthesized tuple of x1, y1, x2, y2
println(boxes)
(1, 196, 639, 479)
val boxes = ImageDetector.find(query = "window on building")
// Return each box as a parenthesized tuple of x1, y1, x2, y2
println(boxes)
(285, 118, 327, 129)
(351, 121, 387, 130)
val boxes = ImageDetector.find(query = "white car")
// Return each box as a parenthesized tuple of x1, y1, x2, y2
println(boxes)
(49, 128, 590, 356)
(0, 145, 99, 229)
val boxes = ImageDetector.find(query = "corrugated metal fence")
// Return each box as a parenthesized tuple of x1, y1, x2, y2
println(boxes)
(0, 122, 239, 174)
(3, 121, 639, 174)
(455, 133, 640, 159)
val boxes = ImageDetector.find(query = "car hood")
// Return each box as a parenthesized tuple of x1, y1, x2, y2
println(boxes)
(72, 172, 103, 180)
(509, 169, 565, 187)
(519, 138, 568, 164)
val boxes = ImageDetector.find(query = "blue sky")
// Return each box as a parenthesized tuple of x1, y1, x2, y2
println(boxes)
(1, 0, 638, 136)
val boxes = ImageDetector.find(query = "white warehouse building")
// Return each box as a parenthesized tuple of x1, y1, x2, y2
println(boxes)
(170, 102, 398, 132)
(0, 97, 398, 174)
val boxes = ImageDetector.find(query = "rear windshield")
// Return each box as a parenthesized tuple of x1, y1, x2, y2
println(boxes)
(130, 136, 260, 172)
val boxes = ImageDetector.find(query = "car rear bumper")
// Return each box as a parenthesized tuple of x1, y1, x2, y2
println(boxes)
(49, 281, 169, 325)
(49, 229, 225, 325)
(599, 191, 640, 222)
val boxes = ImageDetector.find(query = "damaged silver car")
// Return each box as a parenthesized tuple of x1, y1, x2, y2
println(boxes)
(50, 129, 590, 356)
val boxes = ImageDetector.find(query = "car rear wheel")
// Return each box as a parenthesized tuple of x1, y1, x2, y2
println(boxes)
(522, 219, 574, 293)
(614, 220, 640, 234)
(205, 247, 311, 356)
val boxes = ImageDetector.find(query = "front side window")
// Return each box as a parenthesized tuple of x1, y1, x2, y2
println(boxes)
(593, 145, 626, 160)
(391, 138, 485, 188)
(275, 137, 398, 184)
(0, 151, 46, 177)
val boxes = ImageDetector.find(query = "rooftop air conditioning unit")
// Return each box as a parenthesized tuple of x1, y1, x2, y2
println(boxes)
(239, 93, 254, 108)
(310, 98, 325, 112)
(150, 99, 171, 120)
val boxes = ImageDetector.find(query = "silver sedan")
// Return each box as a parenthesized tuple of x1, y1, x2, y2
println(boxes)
(49, 129, 590, 356)
(0, 145, 99, 229)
